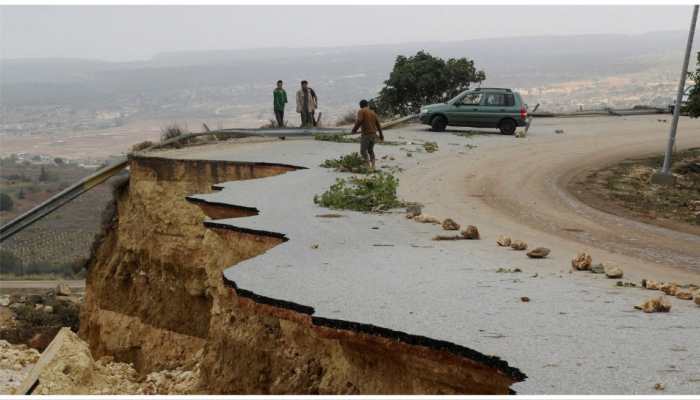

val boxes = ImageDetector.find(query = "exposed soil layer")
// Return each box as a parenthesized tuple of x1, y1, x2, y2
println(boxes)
(79, 155, 523, 394)
(571, 148, 700, 235)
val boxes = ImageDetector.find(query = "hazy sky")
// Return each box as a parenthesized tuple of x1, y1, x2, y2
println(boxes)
(0, 5, 694, 61)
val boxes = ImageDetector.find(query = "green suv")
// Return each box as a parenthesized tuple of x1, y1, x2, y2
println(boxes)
(419, 88, 527, 134)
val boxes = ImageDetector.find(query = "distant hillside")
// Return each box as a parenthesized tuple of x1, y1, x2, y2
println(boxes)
(0, 31, 695, 126)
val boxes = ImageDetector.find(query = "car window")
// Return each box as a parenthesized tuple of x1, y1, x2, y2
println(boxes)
(460, 93, 482, 105)
(483, 93, 514, 106)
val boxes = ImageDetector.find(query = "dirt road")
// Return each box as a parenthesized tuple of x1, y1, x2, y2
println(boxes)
(401, 115, 700, 283)
(0, 280, 85, 294)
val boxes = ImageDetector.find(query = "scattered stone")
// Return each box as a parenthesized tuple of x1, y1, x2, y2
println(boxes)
(644, 279, 661, 290)
(515, 131, 526, 138)
(604, 264, 624, 279)
(441, 218, 460, 231)
(635, 297, 671, 313)
(660, 283, 679, 296)
(695, 294, 700, 306)
(526, 247, 550, 258)
(510, 240, 527, 251)
(0, 295, 10, 307)
(405, 204, 423, 219)
(55, 283, 72, 297)
(616, 281, 637, 288)
(590, 263, 605, 274)
(676, 291, 693, 300)
(461, 225, 480, 240)
(571, 252, 592, 271)
(520, 296, 530, 302)
(655, 383, 665, 391)
(432, 234, 463, 241)
(496, 268, 522, 273)
(413, 214, 441, 224)
(555, 129, 565, 134)
(496, 235, 511, 247)
(310, 244, 319, 249)
(316, 213, 344, 218)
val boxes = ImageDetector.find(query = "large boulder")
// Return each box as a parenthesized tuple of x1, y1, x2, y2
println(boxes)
(604, 264, 624, 279)
(635, 297, 671, 313)
(526, 247, 550, 259)
(441, 218, 460, 231)
(571, 252, 592, 271)
(461, 225, 480, 240)
(510, 240, 527, 251)
(496, 235, 511, 247)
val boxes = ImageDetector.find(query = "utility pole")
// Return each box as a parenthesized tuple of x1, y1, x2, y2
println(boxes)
(652, 4, 699, 185)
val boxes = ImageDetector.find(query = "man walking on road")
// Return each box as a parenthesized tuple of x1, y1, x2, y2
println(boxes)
(351, 99, 384, 170)
(273, 80, 287, 128)
(296, 80, 318, 128)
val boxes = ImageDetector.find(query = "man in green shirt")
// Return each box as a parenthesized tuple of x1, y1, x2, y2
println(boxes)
(273, 80, 288, 128)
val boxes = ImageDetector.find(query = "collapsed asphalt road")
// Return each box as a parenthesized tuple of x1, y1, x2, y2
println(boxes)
(152, 115, 700, 394)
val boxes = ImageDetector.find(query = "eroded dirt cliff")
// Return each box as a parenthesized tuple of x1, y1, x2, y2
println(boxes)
(79, 154, 524, 394)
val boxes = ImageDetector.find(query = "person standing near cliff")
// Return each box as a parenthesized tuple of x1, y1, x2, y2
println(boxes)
(273, 80, 287, 128)
(296, 80, 318, 128)
(351, 99, 384, 170)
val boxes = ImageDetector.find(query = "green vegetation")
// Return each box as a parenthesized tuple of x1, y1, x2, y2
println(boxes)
(0, 192, 14, 211)
(314, 133, 357, 143)
(12, 296, 80, 331)
(423, 142, 439, 153)
(374, 51, 485, 116)
(320, 152, 371, 174)
(0, 249, 86, 279)
(687, 52, 699, 118)
(314, 172, 404, 212)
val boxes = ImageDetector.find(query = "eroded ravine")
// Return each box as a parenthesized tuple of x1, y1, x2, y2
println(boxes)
(80, 155, 524, 394)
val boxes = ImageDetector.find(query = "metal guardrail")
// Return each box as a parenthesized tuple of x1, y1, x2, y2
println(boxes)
(0, 113, 473, 242)
(0, 159, 128, 243)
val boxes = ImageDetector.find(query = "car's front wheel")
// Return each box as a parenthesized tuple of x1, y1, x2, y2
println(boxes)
(498, 119, 516, 135)
(431, 115, 447, 132)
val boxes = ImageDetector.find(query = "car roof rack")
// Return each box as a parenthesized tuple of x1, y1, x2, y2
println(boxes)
(473, 87, 512, 92)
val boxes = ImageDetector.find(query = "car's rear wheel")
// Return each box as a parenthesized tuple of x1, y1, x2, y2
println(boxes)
(498, 119, 516, 135)
(431, 115, 447, 132)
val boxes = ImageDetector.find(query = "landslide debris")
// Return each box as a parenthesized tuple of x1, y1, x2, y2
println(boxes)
(23, 329, 200, 395)
(0, 340, 40, 394)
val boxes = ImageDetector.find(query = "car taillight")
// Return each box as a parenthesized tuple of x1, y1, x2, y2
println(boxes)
(520, 107, 527, 120)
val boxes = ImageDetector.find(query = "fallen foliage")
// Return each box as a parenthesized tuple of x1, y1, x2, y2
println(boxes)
(320, 152, 371, 174)
(313, 172, 404, 212)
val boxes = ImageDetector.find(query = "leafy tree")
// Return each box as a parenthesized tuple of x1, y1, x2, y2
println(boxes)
(54, 157, 64, 165)
(0, 250, 23, 275)
(686, 52, 700, 118)
(38, 166, 49, 182)
(374, 51, 485, 116)
(0, 192, 14, 211)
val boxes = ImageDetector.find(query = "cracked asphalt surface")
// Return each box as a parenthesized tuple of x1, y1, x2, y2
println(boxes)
(155, 115, 700, 394)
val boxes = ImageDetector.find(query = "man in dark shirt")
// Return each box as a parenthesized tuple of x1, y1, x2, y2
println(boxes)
(351, 99, 384, 170)
(273, 80, 287, 128)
